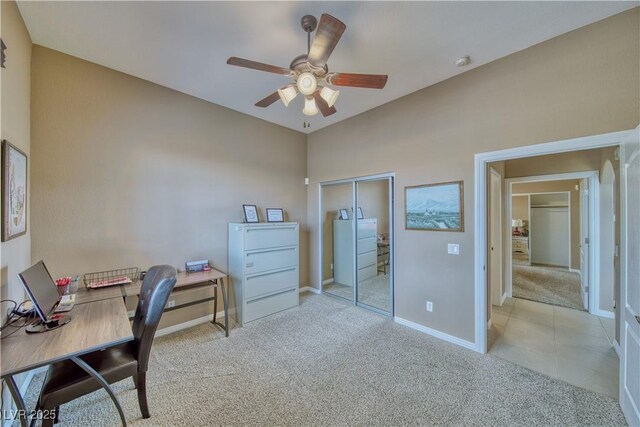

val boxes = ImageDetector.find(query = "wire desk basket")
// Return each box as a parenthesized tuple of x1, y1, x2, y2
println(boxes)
(83, 267, 140, 289)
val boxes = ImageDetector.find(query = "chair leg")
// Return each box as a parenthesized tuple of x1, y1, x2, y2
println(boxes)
(54, 406, 60, 424)
(42, 416, 55, 427)
(136, 372, 150, 418)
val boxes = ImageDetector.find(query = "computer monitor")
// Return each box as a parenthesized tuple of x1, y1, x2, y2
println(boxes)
(18, 260, 62, 323)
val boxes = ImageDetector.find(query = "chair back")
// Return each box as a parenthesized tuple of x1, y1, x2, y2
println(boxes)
(132, 265, 177, 371)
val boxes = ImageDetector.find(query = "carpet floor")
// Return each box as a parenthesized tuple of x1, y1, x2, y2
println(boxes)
(18, 294, 625, 426)
(512, 264, 585, 311)
(323, 273, 391, 312)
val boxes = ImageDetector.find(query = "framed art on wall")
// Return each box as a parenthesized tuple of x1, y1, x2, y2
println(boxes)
(243, 204, 260, 223)
(2, 140, 28, 241)
(339, 209, 349, 220)
(405, 181, 464, 232)
(266, 208, 284, 223)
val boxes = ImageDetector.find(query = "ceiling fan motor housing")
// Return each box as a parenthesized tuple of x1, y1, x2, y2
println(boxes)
(301, 15, 318, 33)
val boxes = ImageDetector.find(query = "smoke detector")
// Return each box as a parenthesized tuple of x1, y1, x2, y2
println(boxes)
(455, 56, 471, 67)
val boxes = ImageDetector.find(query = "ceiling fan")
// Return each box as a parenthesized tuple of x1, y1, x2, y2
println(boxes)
(227, 13, 388, 118)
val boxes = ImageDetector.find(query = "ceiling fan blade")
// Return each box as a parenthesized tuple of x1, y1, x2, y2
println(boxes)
(307, 14, 346, 69)
(313, 91, 337, 117)
(227, 57, 292, 76)
(327, 73, 388, 89)
(255, 91, 281, 108)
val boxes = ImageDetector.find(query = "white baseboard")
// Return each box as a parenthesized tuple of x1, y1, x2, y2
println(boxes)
(595, 309, 615, 319)
(155, 311, 225, 338)
(570, 268, 582, 276)
(299, 286, 321, 295)
(322, 278, 334, 285)
(487, 318, 493, 330)
(394, 316, 476, 351)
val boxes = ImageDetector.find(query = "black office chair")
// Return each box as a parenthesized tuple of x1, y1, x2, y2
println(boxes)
(35, 265, 177, 426)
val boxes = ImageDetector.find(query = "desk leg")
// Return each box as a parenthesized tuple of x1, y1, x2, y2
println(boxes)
(212, 279, 218, 324)
(5, 375, 28, 427)
(210, 278, 229, 337)
(221, 278, 229, 337)
(70, 356, 127, 427)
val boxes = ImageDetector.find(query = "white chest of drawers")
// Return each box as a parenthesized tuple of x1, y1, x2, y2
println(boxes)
(228, 222, 299, 325)
(333, 219, 378, 286)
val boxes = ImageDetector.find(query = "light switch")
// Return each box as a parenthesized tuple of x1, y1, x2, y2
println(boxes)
(448, 244, 460, 255)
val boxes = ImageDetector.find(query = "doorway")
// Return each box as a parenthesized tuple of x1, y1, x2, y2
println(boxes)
(319, 174, 394, 316)
(504, 172, 600, 315)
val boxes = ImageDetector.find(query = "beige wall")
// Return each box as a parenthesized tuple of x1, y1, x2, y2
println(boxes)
(512, 180, 580, 269)
(307, 9, 639, 342)
(321, 179, 390, 281)
(505, 149, 604, 178)
(512, 195, 529, 223)
(0, 0, 32, 410)
(30, 47, 308, 298)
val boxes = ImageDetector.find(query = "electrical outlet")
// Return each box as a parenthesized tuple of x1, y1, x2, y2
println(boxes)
(167, 300, 176, 308)
(426, 301, 433, 312)
(448, 244, 460, 255)
(127, 310, 135, 318)
(330, 263, 334, 270)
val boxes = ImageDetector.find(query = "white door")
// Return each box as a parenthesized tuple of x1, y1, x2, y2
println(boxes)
(581, 179, 590, 305)
(531, 207, 570, 267)
(620, 126, 640, 425)
(490, 169, 503, 306)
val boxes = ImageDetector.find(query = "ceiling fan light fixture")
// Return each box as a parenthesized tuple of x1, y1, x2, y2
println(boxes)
(278, 86, 297, 107)
(297, 72, 317, 96)
(320, 86, 340, 108)
(303, 96, 319, 116)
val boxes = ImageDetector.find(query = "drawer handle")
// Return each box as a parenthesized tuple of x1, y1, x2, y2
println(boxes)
(247, 267, 296, 280)
(247, 247, 297, 256)
(246, 227, 296, 232)
(246, 288, 296, 304)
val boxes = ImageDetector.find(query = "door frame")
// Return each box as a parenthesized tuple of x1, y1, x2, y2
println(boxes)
(489, 167, 503, 309)
(518, 190, 571, 269)
(318, 172, 395, 317)
(474, 129, 633, 354)
(506, 173, 598, 315)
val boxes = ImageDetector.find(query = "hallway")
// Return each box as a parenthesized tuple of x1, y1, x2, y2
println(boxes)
(489, 298, 618, 399)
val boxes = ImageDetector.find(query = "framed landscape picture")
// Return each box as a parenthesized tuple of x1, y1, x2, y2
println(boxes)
(405, 181, 464, 232)
(2, 140, 28, 241)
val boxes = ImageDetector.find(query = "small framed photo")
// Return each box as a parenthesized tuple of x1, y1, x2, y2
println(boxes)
(242, 204, 260, 223)
(2, 140, 28, 241)
(357, 207, 364, 220)
(339, 209, 349, 220)
(266, 208, 284, 223)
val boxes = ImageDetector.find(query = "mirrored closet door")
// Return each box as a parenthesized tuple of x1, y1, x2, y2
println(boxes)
(320, 174, 394, 315)
(356, 178, 392, 313)
(321, 181, 355, 302)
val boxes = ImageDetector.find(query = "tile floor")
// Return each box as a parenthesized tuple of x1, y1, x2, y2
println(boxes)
(489, 297, 619, 398)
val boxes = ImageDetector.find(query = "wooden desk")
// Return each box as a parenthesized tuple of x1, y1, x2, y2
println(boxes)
(122, 269, 229, 337)
(74, 285, 124, 305)
(0, 298, 133, 426)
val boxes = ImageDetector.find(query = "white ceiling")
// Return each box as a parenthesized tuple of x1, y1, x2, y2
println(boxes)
(18, 1, 637, 134)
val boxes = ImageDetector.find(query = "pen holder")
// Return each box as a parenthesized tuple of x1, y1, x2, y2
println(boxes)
(68, 277, 79, 294)
(56, 283, 69, 296)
